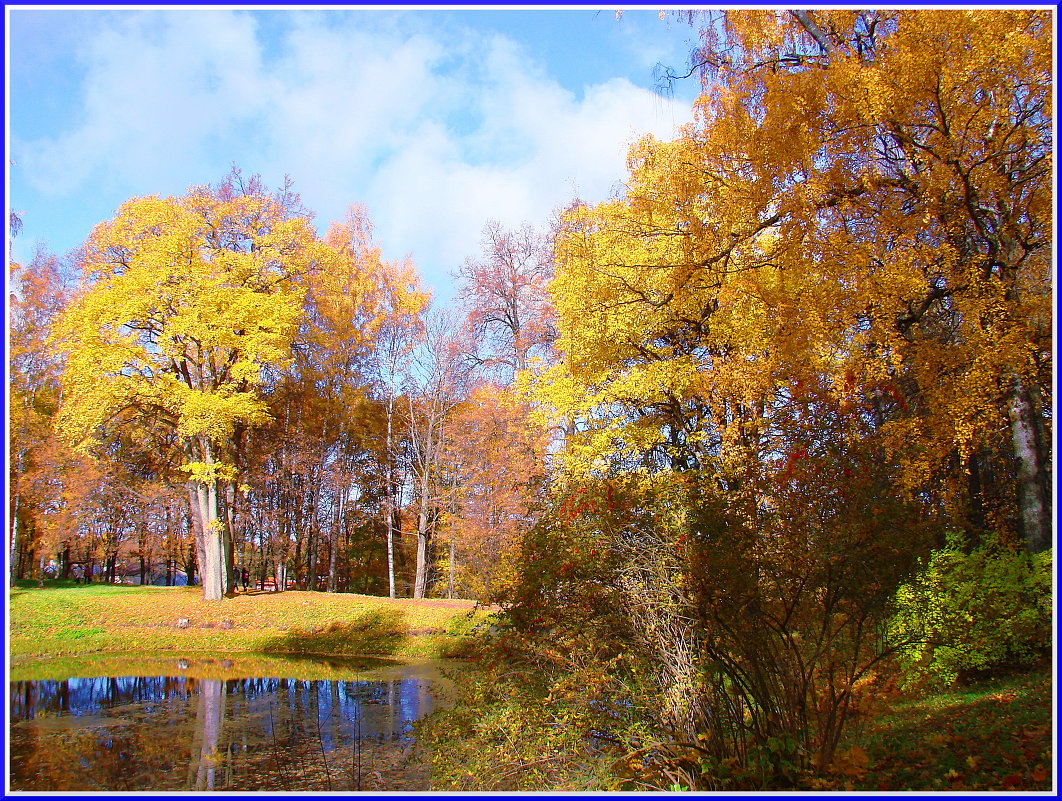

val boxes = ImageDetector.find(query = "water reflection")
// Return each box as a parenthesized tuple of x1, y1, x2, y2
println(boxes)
(9, 669, 441, 791)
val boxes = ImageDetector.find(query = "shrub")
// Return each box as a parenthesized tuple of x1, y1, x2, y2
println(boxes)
(889, 534, 1052, 689)
(495, 469, 928, 786)
(416, 640, 653, 791)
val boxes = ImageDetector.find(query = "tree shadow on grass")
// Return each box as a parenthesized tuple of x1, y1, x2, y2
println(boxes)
(13, 579, 95, 591)
(850, 668, 1052, 791)
(260, 607, 407, 657)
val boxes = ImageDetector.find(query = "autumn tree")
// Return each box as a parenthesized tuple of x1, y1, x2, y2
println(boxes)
(317, 206, 428, 595)
(402, 308, 476, 599)
(521, 8, 1051, 780)
(225, 204, 428, 597)
(369, 266, 428, 598)
(8, 247, 75, 585)
(435, 382, 547, 600)
(678, 8, 1053, 551)
(50, 178, 323, 600)
(458, 220, 556, 381)
(431, 221, 555, 600)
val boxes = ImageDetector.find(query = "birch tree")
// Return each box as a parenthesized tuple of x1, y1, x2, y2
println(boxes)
(403, 309, 475, 598)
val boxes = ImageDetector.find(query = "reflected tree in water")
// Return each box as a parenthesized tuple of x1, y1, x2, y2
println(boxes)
(188, 679, 226, 790)
(9, 672, 441, 791)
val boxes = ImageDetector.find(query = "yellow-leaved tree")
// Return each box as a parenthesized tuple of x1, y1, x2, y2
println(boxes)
(537, 8, 1051, 550)
(318, 205, 429, 597)
(522, 8, 1051, 777)
(50, 178, 325, 600)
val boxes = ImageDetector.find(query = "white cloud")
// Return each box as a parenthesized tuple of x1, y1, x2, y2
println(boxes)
(358, 32, 692, 296)
(11, 9, 696, 298)
(19, 10, 267, 196)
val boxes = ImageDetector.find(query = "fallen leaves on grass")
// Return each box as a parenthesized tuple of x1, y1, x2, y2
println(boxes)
(10, 585, 495, 662)
(833, 667, 1052, 792)
(828, 745, 870, 779)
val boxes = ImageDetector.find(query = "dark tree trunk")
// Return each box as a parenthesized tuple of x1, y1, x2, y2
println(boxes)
(185, 541, 198, 587)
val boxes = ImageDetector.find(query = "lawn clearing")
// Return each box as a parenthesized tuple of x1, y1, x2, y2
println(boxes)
(8, 583, 495, 664)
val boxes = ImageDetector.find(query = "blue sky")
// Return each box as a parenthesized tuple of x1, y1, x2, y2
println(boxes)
(6, 7, 702, 306)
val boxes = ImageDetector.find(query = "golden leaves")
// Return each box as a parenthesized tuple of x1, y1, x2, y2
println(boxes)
(829, 745, 871, 779)
(535, 8, 1051, 506)
(181, 461, 238, 485)
(52, 184, 317, 476)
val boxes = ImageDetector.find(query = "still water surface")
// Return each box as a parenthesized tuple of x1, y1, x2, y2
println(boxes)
(9, 657, 451, 791)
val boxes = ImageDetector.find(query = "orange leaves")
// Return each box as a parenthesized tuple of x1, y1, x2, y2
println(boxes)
(828, 745, 870, 779)
(436, 383, 546, 599)
(1029, 764, 1049, 784)
(306, 203, 428, 379)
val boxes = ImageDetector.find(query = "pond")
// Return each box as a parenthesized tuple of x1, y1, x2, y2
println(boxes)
(8, 654, 457, 791)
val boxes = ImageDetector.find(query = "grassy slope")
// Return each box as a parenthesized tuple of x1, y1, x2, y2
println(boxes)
(8, 583, 493, 668)
(840, 665, 1054, 792)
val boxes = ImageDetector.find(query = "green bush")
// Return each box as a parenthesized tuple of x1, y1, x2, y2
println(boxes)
(889, 535, 1052, 688)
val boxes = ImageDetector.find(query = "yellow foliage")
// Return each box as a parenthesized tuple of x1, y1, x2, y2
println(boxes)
(530, 9, 1051, 495)
(50, 184, 317, 477)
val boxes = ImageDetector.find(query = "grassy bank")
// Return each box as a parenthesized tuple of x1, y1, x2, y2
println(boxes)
(419, 661, 1054, 792)
(839, 665, 1054, 792)
(8, 582, 494, 667)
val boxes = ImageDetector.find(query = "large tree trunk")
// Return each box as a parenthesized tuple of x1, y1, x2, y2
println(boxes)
(193, 480, 225, 600)
(413, 480, 431, 599)
(1007, 380, 1051, 553)
(185, 437, 235, 599)
(188, 439, 226, 601)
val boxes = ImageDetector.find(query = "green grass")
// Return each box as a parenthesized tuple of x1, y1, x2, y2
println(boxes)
(835, 664, 1054, 791)
(8, 651, 458, 683)
(8, 583, 495, 666)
